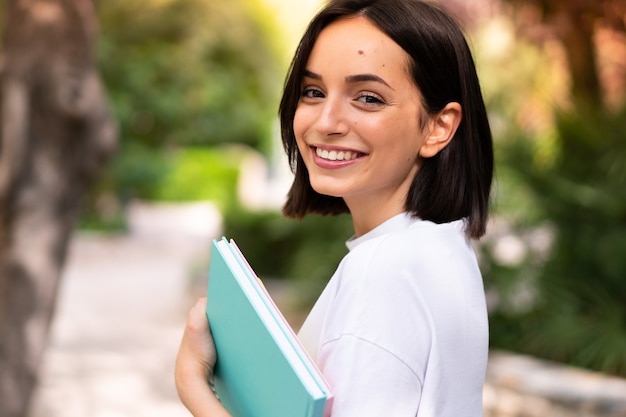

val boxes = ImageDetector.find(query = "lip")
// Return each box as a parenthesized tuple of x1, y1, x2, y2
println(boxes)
(309, 145, 367, 169)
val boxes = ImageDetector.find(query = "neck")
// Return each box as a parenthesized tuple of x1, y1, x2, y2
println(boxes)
(347, 199, 406, 237)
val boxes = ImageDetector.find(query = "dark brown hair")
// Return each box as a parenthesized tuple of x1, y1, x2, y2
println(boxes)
(279, 0, 493, 238)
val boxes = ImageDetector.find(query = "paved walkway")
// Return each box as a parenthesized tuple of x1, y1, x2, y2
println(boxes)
(28, 232, 210, 417)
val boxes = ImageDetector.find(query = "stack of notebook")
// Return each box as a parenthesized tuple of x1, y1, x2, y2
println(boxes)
(206, 237, 333, 417)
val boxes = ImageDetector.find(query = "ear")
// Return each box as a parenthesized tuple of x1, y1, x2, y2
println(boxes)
(419, 102, 462, 158)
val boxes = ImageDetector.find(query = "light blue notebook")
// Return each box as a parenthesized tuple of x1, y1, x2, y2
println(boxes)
(206, 238, 333, 417)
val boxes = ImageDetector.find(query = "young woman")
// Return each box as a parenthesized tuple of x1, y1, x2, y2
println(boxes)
(176, 0, 494, 416)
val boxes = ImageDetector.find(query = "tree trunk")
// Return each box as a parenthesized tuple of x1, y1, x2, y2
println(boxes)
(503, 0, 621, 109)
(552, 3, 603, 108)
(0, 1, 117, 416)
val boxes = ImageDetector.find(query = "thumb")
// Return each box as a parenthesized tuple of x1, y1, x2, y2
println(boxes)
(176, 297, 216, 381)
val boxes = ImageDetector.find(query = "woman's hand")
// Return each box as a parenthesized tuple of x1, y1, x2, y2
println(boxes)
(175, 297, 232, 417)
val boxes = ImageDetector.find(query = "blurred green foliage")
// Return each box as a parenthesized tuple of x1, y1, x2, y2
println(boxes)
(92, 0, 282, 210)
(484, 104, 626, 376)
(80, 145, 244, 229)
(154, 146, 243, 209)
(472, 17, 626, 377)
(98, 0, 282, 149)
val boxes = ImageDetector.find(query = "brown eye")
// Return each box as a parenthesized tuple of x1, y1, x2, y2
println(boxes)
(356, 93, 385, 106)
(301, 88, 325, 99)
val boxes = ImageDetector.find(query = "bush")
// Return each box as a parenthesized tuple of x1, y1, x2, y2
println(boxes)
(154, 146, 244, 211)
(98, 0, 281, 151)
(485, 105, 626, 377)
(80, 145, 245, 230)
(82, 0, 283, 222)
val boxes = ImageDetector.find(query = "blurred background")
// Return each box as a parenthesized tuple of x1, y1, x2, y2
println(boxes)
(0, 0, 625, 416)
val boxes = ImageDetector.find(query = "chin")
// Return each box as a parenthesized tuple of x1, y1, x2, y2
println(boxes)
(309, 181, 345, 199)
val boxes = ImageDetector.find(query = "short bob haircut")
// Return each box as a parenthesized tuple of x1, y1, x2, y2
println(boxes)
(279, 0, 493, 239)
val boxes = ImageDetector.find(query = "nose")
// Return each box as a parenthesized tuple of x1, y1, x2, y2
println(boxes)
(314, 95, 349, 137)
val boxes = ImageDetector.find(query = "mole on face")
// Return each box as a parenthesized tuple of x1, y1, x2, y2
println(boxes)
(358, 50, 364, 55)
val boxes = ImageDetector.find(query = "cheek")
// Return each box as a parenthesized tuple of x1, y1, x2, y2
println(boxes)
(293, 106, 309, 139)
(293, 125, 310, 162)
(380, 132, 422, 173)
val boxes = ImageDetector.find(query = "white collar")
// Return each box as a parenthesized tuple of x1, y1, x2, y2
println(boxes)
(346, 212, 419, 251)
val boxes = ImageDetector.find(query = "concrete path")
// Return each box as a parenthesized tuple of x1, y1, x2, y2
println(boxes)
(28, 231, 211, 417)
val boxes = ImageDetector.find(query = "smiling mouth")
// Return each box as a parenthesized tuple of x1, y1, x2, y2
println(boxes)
(315, 147, 363, 161)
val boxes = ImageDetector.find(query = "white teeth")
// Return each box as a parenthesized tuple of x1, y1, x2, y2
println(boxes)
(316, 147, 358, 161)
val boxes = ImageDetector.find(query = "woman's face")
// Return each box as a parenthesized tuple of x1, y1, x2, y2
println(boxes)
(294, 16, 427, 222)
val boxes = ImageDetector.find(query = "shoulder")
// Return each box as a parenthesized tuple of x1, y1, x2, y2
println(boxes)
(336, 218, 482, 321)
(319, 220, 485, 371)
(333, 219, 477, 313)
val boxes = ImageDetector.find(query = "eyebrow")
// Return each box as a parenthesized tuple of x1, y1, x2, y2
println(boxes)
(303, 70, 394, 90)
